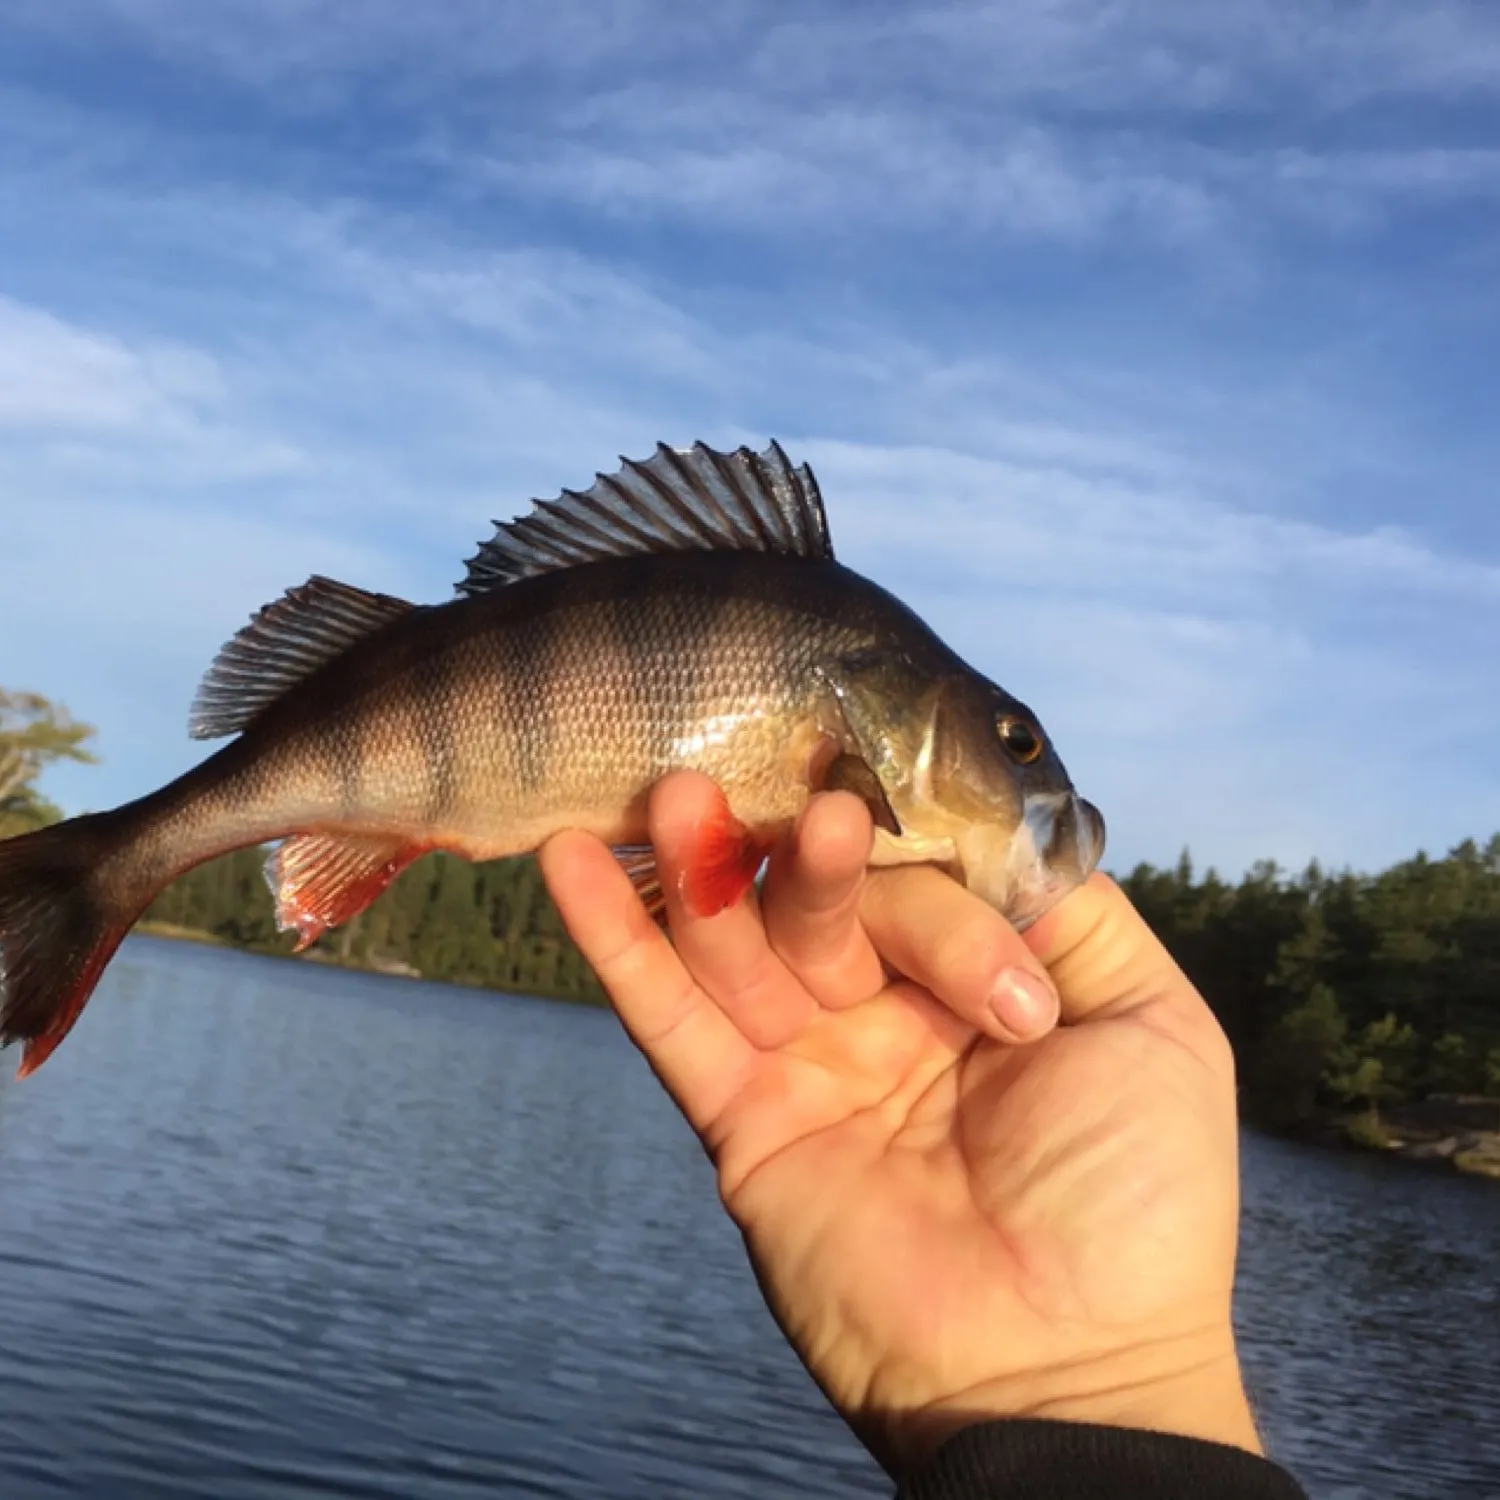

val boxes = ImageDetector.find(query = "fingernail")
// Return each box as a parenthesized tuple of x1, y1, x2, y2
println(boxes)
(988, 968, 1059, 1041)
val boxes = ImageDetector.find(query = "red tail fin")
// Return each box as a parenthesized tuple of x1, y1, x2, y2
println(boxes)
(0, 816, 138, 1078)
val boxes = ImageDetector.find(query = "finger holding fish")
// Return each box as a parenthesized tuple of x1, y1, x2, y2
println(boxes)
(757, 786, 1058, 1045)
(539, 826, 756, 1137)
(757, 789, 887, 1012)
(646, 773, 821, 1051)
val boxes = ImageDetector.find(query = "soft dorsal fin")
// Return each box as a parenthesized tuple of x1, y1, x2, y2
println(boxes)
(189, 576, 416, 740)
(457, 440, 833, 596)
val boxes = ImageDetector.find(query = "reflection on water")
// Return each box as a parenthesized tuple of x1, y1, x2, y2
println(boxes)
(1237, 1132, 1500, 1499)
(0, 939, 1496, 1498)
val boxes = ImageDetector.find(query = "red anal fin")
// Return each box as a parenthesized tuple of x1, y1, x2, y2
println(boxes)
(266, 834, 426, 951)
(676, 793, 771, 919)
(613, 845, 668, 928)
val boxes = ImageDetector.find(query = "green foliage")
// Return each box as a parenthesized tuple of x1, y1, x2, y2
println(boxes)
(1255, 983, 1347, 1128)
(1341, 1108, 1394, 1151)
(1426, 1033, 1475, 1095)
(1326, 1053, 1386, 1115)
(0, 688, 97, 837)
(1123, 836, 1500, 1129)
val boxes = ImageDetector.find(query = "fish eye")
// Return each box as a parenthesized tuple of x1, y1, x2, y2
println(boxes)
(996, 715, 1044, 765)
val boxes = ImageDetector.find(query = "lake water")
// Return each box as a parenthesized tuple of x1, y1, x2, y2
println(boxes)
(0, 939, 1496, 1500)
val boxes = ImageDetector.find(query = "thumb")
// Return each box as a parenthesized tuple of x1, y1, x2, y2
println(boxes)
(1025, 875, 1230, 1066)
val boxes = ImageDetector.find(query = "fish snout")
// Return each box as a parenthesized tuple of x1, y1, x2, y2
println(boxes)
(1020, 790, 1107, 887)
(1075, 797, 1106, 879)
(955, 789, 1108, 929)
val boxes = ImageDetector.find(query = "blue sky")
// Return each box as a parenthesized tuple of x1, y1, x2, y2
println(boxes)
(1, 0, 1497, 879)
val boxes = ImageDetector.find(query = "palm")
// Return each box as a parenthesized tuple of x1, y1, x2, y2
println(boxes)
(541, 778, 1250, 1472)
(712, 982, 1238, 1465)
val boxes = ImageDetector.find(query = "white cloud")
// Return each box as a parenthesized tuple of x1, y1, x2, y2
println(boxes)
(805, 441, 1500, 614)
(0, 295, 224, 434)
(464, 106, 1222, 247)
(0, 295, 307, 488)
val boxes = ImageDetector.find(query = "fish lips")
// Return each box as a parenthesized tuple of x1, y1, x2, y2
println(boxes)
(979, 790, 1105, 931)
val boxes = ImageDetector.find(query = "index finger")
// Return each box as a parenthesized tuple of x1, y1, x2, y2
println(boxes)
(538, 829, 755, 1134)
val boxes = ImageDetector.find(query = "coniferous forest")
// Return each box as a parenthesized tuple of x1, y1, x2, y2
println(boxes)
(4, 688, 1497, 1147)
(1120, 843, 1500, 1136)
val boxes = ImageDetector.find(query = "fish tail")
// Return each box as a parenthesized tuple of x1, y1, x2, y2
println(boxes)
(0, 811, 152, 1078)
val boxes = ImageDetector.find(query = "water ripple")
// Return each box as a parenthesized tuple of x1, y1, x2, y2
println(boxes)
(0, 937, 1495, 1498)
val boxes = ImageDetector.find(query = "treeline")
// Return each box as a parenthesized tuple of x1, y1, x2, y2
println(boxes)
(145, 845, 606, 1003)
(1122, 840, 1500, 1134)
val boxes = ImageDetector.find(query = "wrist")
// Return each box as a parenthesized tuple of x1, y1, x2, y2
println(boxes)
(998, 1340, 1263, 1453)
(877, 1330, 1262, 1477)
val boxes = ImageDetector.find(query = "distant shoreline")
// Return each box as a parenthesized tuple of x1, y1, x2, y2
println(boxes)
(1284, 1111, 1500, 1182)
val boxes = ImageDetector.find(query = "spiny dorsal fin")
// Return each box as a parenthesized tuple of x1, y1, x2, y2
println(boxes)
(190, 576, 416, 740)
(457, 440, 833, 596)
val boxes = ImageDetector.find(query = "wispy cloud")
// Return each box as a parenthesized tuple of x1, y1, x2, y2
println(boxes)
(0, 296, 306, 492)
(10, 0, 1499, 252)
(20, 0, 1500, 109)
(0, 295, 222, 436)
(460, 104, 1221, 247)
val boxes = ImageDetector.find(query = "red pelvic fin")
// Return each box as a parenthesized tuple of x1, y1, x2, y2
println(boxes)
(676, 794, 771, 919)
(266, 834, 426, 951)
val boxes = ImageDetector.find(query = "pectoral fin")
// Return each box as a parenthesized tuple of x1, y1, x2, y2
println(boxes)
(614, 794, 772, 924)
(818, 752, 902, 836)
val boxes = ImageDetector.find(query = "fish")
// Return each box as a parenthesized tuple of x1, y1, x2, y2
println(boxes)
(0, 440, 1104, 1077)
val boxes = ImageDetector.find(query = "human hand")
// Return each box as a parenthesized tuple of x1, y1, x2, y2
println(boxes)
(539, 772, 1259, 1477)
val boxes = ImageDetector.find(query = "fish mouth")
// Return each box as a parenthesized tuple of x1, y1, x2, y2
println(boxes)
(1001, 791, 1106, 931)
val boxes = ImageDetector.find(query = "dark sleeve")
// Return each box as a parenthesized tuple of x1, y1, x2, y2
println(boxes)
(894, 1420, 1309, 1500)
